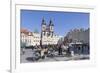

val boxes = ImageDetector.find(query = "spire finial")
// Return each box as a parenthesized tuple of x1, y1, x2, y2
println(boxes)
(42, 17, 46, 25)
(49, 18, 54, 26)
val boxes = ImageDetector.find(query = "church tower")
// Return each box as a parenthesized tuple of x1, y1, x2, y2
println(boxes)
(49, 19, 54, 37)
(41, 18, 46, 36)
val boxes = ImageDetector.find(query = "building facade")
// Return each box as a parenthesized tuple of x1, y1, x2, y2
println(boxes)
(21, 28, 33, 46)
(66, 28, 89, 44)
(20, 18, 61, 47)
(41, 18, 61, 45)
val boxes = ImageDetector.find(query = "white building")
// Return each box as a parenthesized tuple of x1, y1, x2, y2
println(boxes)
(21, 28, 34, 46)
(32, 32, 40, 46)
(42, 35, 61, 45)
(21, 18, 62, 46)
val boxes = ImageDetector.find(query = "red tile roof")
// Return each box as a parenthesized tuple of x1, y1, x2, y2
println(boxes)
(21, 28, 33, 36)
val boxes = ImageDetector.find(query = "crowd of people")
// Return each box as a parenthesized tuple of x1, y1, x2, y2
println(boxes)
(21, 43, 89, 61)
(32, 44, 72, 61)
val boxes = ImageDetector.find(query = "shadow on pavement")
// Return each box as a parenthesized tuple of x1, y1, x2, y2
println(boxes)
(26, 57, 33, 62)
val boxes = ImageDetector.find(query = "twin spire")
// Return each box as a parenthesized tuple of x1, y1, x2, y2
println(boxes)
(42, 17, 54, 26)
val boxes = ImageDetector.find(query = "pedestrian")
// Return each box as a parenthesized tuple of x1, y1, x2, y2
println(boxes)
(44, 47, 48, 58)
(58, 45, 62, 55)
(41, 48, 45, 59)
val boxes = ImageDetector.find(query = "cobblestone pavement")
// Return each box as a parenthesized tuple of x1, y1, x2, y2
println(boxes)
(20, 49, 89, 63)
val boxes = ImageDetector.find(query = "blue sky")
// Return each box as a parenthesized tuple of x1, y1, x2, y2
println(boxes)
(21, 9, 89, 36)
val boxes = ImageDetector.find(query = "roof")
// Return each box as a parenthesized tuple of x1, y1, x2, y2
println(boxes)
(49, 19, 54, 26)
(21, 28, 33, 36)
(21, 28, 29, 32)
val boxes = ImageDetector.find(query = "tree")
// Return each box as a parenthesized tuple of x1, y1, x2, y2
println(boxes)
(34, 28, 39, 33)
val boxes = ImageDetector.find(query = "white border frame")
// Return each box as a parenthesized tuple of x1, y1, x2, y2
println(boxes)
(11, 2, 96, 73)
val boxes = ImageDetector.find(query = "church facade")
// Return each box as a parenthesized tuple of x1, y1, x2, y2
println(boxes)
(41, 18, 62, 45)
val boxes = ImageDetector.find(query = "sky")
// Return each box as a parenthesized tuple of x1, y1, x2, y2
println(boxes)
(21, 9, 89, 36)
